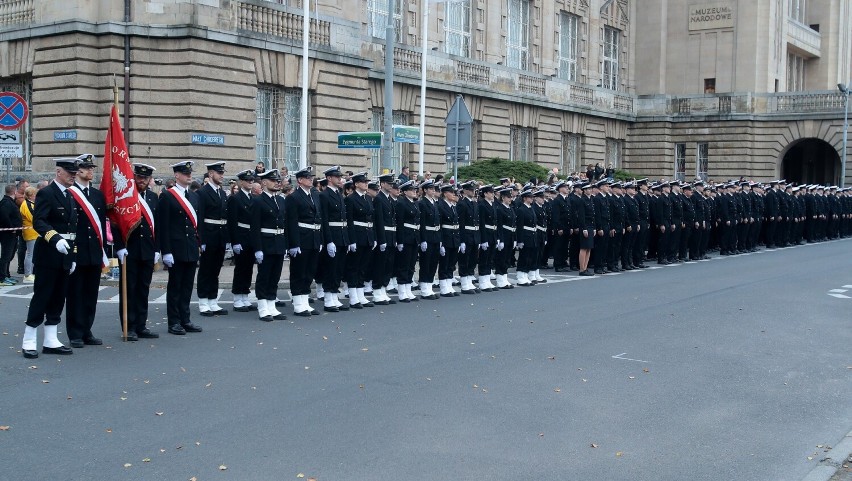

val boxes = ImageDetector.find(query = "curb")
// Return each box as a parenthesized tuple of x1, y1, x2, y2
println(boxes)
(800, 429, 852, 481)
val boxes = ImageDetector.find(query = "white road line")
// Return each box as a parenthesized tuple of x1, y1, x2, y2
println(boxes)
(612, 352, 650, 363)
(828, 289, 848, 293)
(843, 285, 852, 289)
(828, 293, 851, 299)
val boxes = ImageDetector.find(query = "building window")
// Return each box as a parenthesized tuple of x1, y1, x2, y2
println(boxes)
(509, 126, 534, 162)
(371, 109, 408, 175)
(561, 133, 581, 175)
(696, 142, 709, 181)
(445, 0, 471, 57)
(601, 26, 620, 90)
(0, 78, 32, 172)
(704, 78, 716, 94)
(789, 0, 806, 23)
(674, 143, 686, 181)
(507, 0, 530, 70)
(256, 86, 305, 175)
(368, 0, 403, 43)
(558, 12, 579, 81)
(605, 138, 621, 170)
(787, 53, 805, 91)
(469, 120, 480, 165)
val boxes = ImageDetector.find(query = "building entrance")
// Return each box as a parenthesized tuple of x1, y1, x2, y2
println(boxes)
(781, 139, 840, 185)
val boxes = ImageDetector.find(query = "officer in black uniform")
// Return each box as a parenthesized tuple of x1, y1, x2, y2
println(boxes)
(551, 181, 572, 271)
(437, 184, 461, 297)
(515, 188, 538, 286)
(370, 173, 397, 305)
(194, 162, 230, 316)
(476, 184, 498, 291)
(607, 182, 625, 271)
(158, 161, 203, 335)
(494, 187, 517, 288)
(114, 163, 160, 341)
(345, 172, 376, 308)
(622, 182, 640, 270)
(286, 166, 323, 316)
(251, 170, 288, 321)
(633, 179, 650, 268)
(66, 153, 107, 348)
(457, 180, 481, 294)
(21, 159, 79, 359)
(592, 181, 612, 273)
(227, 169, 256, 312)
(417, 180, 441, 299)
(394, 180, 421, 302)
(318, 166, 349, 312)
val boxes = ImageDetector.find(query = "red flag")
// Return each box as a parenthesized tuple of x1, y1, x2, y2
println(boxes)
(99, 104, 141, 244)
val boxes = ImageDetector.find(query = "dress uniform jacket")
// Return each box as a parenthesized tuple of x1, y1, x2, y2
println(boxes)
(227, 189, 253, 251)
(158, 187, 201, 263)
(286, 187, 323, 250)
(71, 184, 107, 266)
(438, 199, 461, 250)
(609, 194, 626, 232)
(373, 191, 396, 248)
(624, 194, 640, 231)
(251, 193, 288, 255)
(320, 186, 348, 247)
(593, 193, 611, 232)
(495, 202, 517, 246)
(551, 194, 571, 232)
(33, 182, 77, 270)
(418, 197, 441, 244)
(458, 197, 481, 246)
(346, 192, 376, 247)
(515, 203, 538, 245)
(197, 183, 229, 248)
(395, 196, 421, 246)
(114, 188, 158, 260)
(478, 200, 498, 245)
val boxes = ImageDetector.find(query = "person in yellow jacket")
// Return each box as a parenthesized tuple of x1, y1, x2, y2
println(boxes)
(19, 186, 37, 282)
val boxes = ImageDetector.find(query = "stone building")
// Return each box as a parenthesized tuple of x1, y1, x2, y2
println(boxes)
(0, 0, 849, 185)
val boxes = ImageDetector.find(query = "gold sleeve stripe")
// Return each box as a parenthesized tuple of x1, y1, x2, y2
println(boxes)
(45, 230, 57, 242)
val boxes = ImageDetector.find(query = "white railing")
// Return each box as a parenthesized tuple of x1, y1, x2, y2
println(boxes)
(0, 0, 33, 28)
(235, 1, 331, 46)
(635, 91, 846, 117)
(518, 74, 546, 96)
(455, 60, 490, 85)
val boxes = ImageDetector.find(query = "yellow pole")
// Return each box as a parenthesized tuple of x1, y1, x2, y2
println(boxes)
(113, 77, 129, 342)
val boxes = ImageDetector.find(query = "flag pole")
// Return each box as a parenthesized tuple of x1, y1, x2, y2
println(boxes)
(113, 76, 129, 342)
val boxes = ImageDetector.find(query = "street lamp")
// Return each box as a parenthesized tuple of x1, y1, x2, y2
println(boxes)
(839, 83, 849, 188)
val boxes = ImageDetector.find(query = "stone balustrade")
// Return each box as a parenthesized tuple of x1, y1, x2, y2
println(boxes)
(235, 1, 331, 47)
(0, 0, 33, 27)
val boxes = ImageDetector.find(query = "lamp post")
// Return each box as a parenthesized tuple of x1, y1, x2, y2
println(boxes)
(839, 83, 849, 188)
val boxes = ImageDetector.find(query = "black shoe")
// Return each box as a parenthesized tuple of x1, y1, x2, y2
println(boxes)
(69, 339, 84, 348)
(182, 323, 202, 333)
(594, 269, 604, 274)
(307, 298, 314, 304)
(440, 293, 454, 297)
(579, 270, 595, 276)
(272, 313, 287, 320)
(362, 301, 374, 307)
(83, 337, 103, 346)
(199, 311, 215, 317)
(554, 267, 569, 272)
(124, 332, 139, 342)
(137, 329, 159, 339)
(42, 345, 73, 355)
(338, 304, 350, 310)
(398, 298, 411, 303)
(259, 315, 274, 322)
(499, 284, 514, 289)
(374, 300, 390, 306)
(233, 306, 252, 312)
(294, 310, 312, 317)
(461, 289, 476, 294)
(209, 308, 228, 316)
(324, 306, 340, 312)
(275, 300, 287, 307)
(537, 278, 548, 283)
(22, 349, 38, 359)
(168, 325, 187, 335)
(350, 303, 363, 309)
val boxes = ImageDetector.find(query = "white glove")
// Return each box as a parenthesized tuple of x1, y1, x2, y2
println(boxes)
(102, 251, 110, 268)
(154, 252, 161, 265)
(327, 243, 336, 258)
(348, 243, 357, 253)
(201, 244, 206, 253)
(225, 243, 232, 251)
(497, 241, 504, 251)
(254, 251, 263, 264)
(480, 242, 489, 250)
(513, 241, 517, 249)
(517, 242, 524, 249)
(439, 245, 446, 256)
(56, 238, 70, 255)
(117, 249, 128, 264)
(69, 261, 76, 274)
(372, 241, 377, 250)
(232, 244, 242, 255)
(379, 243, 387, 252)
(288, 247, 301, 257)
(397, 244, 404, 252)
(459, 243, 466, 254)
(319, 244, 323, 253)
(163, 253, 174, 267)
(420, 241, 427, 252)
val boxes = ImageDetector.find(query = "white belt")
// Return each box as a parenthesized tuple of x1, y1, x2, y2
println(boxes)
(523, 226, 537, 232)
(298, 222, 321, 231)
(237, 222, 250, 229)
(484, 224, 497, 230)
(60, 233, 76, 240)
(537, 226, 547, 231)
(260, 228, 285, 235)
(424, 226, 440, 231)
(353, 221, 373, 228)
(204, 218, 227, 225)
(327, 221, 345, 227)
(464, 225, 479, 231)
(384, 226, 397, 232)
(403, 223, 419, 230)
(502, 226, 516, 232)
(441, 224, 459, 230)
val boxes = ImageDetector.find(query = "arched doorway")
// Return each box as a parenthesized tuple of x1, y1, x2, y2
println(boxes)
(781, 139, 840, 185)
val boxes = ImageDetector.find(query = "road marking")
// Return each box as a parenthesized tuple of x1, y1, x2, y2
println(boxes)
(843, 285, 852, 289)
(828, 293, 851, 299)
(612, 352, 650, 363)
(829, 289, 848, 293)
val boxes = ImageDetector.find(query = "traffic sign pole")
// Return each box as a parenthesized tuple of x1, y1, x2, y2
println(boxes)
(382, 0, 396, 175)
(453, 94, 460, 183)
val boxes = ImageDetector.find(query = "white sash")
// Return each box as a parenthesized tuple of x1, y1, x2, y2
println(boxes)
(168, 187, 198, 229)
(69, 185, 108, 268)
(139, 194, 155, 238)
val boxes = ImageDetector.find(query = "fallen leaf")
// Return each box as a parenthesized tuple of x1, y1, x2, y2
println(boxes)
(322, 336, 328, 341)
(628, 376, 636, 380)
(0, 426, 10, 431)
(28, 365, 37, 369)
(120, 397, 127, 401)
(359, 384, 364, 389)
(547, 356, 555, 360)
(106, 428, 112, 433)
(190, 477, 198, 481)
(297, 474, 305, 479)
(553, 388, 561, 393)
(616, 451, 623, 457)
(308, 478, 317, 481)
(180, 367, 186, 372)
(143, 458, 151, 463)
(66, 395, 72, 400)
(807, 456, 813, 461)
(41, 379, 49, 383)
(582, 379, 587, 382)
(591, 443, 599, 448)
(124, 463, 132, 468)
(426, 378, 431, 381)
(538, 432, 544, 437)
(144, 380, 150, 384)
(205, 383, 212, 388)
(195, 442, 201, 446)
(361, 348, 369, 352)
(643, 368, 650, 373)
(155, 412, 164, 416)
(160, 449, 166, 453)
(219, 465, 228, 471)
(176, 445, 183, 450)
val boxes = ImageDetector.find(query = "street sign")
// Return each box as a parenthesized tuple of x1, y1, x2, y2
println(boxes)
(0, 92, 28, 130)
(0, 131, 19, 143)
(191, 133, 225, 145)
(53, 130, 77, 142)
(445, 96, 473, 125)
(445, 95, 474, 178)
(338, 131, 383, 149)
(0, 144, 22, 158)
(392, 125, 420, 144)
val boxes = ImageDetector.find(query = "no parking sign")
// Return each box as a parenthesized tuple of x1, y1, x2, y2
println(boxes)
(0, 92, 28, 130)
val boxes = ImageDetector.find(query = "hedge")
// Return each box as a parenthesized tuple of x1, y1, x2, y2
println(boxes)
(446, 158, 553, 185)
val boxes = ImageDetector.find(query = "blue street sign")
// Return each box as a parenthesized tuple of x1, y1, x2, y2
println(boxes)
(53, 130, 78, 141)
(191, 133, 225, 145)
(0, 92, 28, 130)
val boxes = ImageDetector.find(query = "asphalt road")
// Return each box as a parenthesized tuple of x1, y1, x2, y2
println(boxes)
(1, 240, 850, 481)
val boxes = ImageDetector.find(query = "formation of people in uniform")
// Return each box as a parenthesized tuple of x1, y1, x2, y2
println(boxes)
(19, 156, 852, 358)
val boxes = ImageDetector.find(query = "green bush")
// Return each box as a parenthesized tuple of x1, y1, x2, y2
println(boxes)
(613, 169, 644, 181)
(447, 158, 552, 185)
